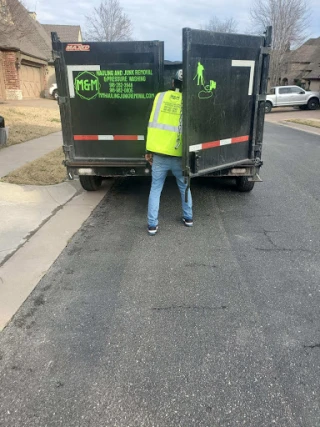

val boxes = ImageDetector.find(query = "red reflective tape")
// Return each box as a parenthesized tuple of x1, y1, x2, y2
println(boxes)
(113, 135, 139, 140)
(231, 135, 249, 144)
(202, 140, 221, 150)
(74, 135, 98, 141)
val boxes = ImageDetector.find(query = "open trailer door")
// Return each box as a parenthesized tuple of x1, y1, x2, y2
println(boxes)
(52, 35, 164, 182)
(182, 27, 271, 182)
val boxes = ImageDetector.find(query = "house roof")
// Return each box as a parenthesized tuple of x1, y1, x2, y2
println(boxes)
(28, 18, 52, 61)
(289, 38, 320, 63)
(42, 24, 82, 43)
(284, 37, 320, 81)
(0, 1, 82, 62)
(0, 0, 51, 61)
(303, 63, 320, 80)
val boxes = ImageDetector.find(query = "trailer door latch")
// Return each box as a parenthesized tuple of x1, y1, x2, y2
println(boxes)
(58, 96, 67, 105)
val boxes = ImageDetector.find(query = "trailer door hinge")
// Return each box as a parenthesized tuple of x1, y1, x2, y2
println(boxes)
(261, 47, 271, 55)
(63, 145, 72, 153)
(257, 94, 266, 101)
(254, 156, 263, 167)
(58, 96, 67, 105)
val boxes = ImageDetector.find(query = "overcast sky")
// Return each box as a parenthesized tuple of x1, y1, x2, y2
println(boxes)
(25, 0, 320, 60)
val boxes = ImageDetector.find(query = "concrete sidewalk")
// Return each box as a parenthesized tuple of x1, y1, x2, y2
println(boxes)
(0, 184, 110, 330)
(0, 131, 77, 265)
(0, 131, 62, 178)
(0, 131, 111, 330)
(0, 180, 81, 265)
(264, 107, 320, 124)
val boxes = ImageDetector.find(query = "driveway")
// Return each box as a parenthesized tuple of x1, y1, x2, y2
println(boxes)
(0, 98, 59, 110)
(265, 106, 320, 123)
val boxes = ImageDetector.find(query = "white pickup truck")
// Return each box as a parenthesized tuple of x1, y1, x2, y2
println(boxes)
(49, 83, 58, 100)
(265, 86, 320, 113)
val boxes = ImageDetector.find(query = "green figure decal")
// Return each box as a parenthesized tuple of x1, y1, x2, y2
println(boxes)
(209, 80, 217, 91)
(195, 62, 205, 86)
(193, 62, 217, 99)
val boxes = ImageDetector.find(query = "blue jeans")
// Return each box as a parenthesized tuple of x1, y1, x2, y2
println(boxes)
(148, 154, 193, 227)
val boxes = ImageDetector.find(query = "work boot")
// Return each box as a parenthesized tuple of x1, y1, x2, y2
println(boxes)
(148, 225, 158, 236)
(182, 218, 193, 227)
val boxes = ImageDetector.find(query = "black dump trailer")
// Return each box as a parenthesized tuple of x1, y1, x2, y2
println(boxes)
(52, 36, 164, 191)
(52, 27, 271, 192)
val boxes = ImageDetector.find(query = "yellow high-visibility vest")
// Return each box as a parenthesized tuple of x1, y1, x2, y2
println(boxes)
(146, 90, 182, 157)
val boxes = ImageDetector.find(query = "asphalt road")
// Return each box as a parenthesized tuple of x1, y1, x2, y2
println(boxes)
(1, 123, 320, 427)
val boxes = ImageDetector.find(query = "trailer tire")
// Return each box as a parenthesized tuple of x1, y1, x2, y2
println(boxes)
(236, 177, 255, 192)
(79, 175, 102, 191)
(307, 98, 319, 110)
(265, 101, 272, 113)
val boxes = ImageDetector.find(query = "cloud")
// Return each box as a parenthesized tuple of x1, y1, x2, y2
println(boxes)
(24, 0, 320, 60)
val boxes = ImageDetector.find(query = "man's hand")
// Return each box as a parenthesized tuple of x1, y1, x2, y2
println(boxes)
(145, 153, 153, 165)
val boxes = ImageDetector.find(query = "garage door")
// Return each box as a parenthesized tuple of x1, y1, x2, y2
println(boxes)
(20, 64, 42, 98)
(0, 61, 4, 100)
(0, 76, 4, 100)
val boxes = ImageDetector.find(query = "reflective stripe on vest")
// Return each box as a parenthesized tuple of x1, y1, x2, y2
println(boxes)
(148, 122, 180, 133)
(152, 92, 166, 122)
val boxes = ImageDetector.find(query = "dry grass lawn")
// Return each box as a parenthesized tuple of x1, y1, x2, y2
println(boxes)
(286, 119, 320, 129)
(1, 148, 66, 185)
(0, 106, 61, 146)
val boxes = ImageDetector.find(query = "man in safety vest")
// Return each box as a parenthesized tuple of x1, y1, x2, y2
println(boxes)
(145, 70, 193, 236)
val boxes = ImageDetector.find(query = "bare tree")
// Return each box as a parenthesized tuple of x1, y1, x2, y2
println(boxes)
(250, 0, 310, 85)
(203, 16, 238, 33)
(84, 0, 133, 42)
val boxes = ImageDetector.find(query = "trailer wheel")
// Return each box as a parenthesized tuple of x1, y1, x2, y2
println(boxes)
(236, 177, 255, 192)
(265, 102, 272, 113)
(79, 175, 102, 191)
(307, 98, 319, 110)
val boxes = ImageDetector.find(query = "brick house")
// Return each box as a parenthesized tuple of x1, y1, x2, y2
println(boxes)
(281, 37, 320, 92)
(0, 0, 82, 100)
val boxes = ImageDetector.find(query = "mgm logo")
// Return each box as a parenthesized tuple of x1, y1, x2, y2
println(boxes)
(74, 72, 100, 100)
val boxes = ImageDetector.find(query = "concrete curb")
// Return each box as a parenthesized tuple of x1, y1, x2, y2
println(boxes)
(277, 121, 320, 137)
(0, 180, 112, 331)
(0, 180, 82, 266)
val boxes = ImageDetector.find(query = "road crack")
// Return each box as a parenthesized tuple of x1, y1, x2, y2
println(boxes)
(304, 343, 320, 349)
(254, 229, 316, 253)
(152, 305, 227, 311)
